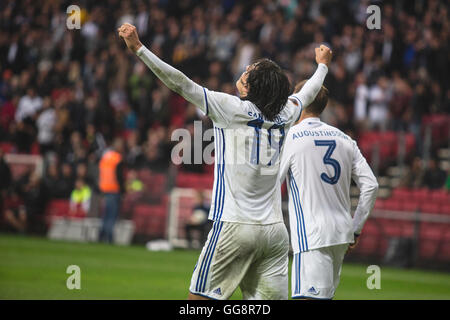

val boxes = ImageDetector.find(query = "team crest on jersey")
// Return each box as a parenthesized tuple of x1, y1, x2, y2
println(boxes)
(307, 286, 319, 295)
(213, 287, 222, 296)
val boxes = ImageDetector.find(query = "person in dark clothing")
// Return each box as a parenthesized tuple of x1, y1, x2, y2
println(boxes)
(0, 148, 12, 195)
(0, 148, 12, 228)
(184, 190, 211, 249)
(422, 158, 446, 190)
(18, 172, 46, 234)
(42, 161, 61, 200)
(2, 189, 26, 233)
(54, 162, 75, 199)
(0, 149, 12, 191)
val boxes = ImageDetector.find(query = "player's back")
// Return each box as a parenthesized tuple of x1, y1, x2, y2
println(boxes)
(280, 117, 357, 251)
(209, 94, 300, 225)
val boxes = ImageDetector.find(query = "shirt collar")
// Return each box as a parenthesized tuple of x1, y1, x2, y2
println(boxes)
(299, 117, 321, 125)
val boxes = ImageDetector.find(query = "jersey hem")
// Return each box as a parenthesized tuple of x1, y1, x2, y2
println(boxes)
(189, 290, 220, 300)
(292, 295, 332, 300)
(208, 218, 284, 226)
(293, 239, 352, 253)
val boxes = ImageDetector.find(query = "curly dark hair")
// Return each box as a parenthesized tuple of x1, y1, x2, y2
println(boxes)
(243, 59, 292, 121)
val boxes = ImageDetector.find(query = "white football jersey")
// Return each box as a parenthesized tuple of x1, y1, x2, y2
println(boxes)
(202, 89, 301, 224)
(280, 117, 378, 252)
(136, 45, 328, 225)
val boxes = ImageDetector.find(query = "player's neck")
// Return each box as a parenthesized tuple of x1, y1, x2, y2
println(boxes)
(296, 112, 320, 125)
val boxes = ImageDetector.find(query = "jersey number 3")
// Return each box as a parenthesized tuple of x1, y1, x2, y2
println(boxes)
(314, 140, 341, 185)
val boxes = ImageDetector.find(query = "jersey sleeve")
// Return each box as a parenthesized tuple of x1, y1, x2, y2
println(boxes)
(283, 98, 303, 128)
(136, 45, 240, 128)
(290, 63, 328, 110)
(279, 136, 294, 184)
(202, 88, 243, 127)
(351, 141, 379, 235)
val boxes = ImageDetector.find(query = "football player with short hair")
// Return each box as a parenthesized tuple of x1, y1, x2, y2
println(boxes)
(280, 80, 379, 300)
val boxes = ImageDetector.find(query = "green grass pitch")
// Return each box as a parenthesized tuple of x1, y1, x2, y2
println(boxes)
(0, 233, 449, 300)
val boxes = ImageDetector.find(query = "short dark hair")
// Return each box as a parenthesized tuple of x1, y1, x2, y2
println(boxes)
(243, 59, 291, 121)
(294, 80, 329, 115)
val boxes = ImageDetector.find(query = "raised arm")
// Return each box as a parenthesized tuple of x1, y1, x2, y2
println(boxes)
(351, 142, 379, 236)
(118, 23, 204, 109)
(290, 45, 332, 108)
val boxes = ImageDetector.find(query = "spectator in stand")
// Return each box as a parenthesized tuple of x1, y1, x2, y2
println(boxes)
(2, 189, 26, 233)
(124, 130, 144, 168)
(54, 162, 75, 199)
(445, 170, 450, 192)
(42, 161, 61, 200)
(75, 162, 95, 190)
(36, 96, 56, 155)
(400, 157, 425, 189)
(120, 169, 145, 219)
(367, 77, 391, 131)
(17, 172, 46, 234)
(184, 190, 211, 249)
(140, 129, 170, 172)
(86, 152, 101, 218)
(69, 178, 92, 218)
(125, 169, 144, 195)
(353, 72, 369, 130)
(86, 123, 106, 159)
(0, 92, 17, 140)
(14, 88, 42, 153)
(15, 88, 42, 124)
(0, 148, 12, 217)
(422, 158, 447, 190)
(98, 138, 125, 244)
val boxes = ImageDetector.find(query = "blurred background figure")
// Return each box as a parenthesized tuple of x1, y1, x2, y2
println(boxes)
(0, 149, 12, 214)
(400, 157, 425, 189)
(69, 178, 92, 218)
(2, 190, 26, 233)
(422, 158, 447, 190)
(98, 138, 125, 244)
(184, 190, 211, 249)
(125, 169, 144, 194)
(16, 171, 46, 234)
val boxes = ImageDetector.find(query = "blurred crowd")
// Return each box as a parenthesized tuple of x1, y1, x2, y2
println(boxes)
(0, 0, 449, 233)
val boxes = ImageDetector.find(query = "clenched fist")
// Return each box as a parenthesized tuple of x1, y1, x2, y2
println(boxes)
(118, 23, 142, 53)
(315, 44, 333, 67)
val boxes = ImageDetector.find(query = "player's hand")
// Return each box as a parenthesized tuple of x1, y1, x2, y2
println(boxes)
(118, 23, 143, 53)
(346, 234, 360, 254)
(315, 44, 332, 67)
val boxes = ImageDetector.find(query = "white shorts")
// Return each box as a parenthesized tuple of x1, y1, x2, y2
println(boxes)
(291, 243, 349, 300)
(189, 220, 289, 300)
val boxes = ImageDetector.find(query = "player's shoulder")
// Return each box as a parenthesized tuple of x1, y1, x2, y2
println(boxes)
(205, 88, 243, 107)
(279, 99, 301, 124)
